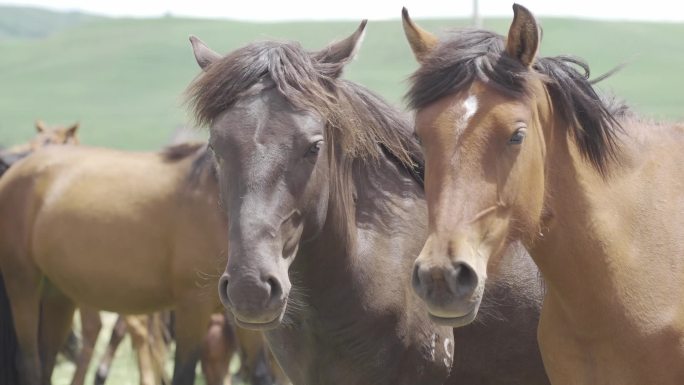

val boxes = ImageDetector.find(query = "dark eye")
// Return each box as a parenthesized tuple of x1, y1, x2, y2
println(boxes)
(307, 140, 323, 156)
(508, 128, 526, 145)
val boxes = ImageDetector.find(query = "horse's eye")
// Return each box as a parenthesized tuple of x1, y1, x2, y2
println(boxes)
(307, 140, 323, 156)
(509, 128, 527, 145)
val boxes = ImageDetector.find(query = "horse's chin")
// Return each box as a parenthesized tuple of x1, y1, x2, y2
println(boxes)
(428, 304, 479, 328)
(233, 310, 285, 331)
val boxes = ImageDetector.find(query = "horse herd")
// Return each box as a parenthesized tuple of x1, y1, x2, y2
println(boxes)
(1, 3, 682, 385)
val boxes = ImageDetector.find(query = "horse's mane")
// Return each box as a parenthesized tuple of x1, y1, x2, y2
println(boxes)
(407, 28, 625, 176)
(185, 40, 424, 243)
(160, 141, 215, 187)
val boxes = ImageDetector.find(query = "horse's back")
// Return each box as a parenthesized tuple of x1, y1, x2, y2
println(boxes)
(0, 146, 202, 312)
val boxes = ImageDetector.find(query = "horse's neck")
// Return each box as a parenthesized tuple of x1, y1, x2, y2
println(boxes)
(289, 156, 426, 326)
(275, 158, 441, 384)
(529, 117, 684, 336)
(301, 156, 425, 288)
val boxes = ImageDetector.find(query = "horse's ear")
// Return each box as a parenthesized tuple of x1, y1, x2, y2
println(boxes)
(313, 20, 367, 78)
(506, 4, 540, 68)
(66, 122, 79, 137)
(35, 120, 46, 133)
(402, 7, 438, 64)
(189, 35, 221, 71)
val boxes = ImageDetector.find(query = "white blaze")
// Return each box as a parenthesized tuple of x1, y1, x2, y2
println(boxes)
(454, 94, 478, 136)
(463, 95, 478, 121)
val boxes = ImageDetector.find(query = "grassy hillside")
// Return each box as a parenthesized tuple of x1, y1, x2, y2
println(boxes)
(1, 8, 683, 150)
(0, 5, 100, 39)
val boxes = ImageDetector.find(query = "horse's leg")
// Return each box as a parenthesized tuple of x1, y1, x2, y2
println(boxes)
(125, 315, 157, 385)
(200, 313, 236, 385)
(69, 307, 101, 385)
(4, 265, 43, 385)
(94, 315, 128, 385)
(39, 284, 76, 385)
(172, 303, 212, 385)
(0, 273, 21, 385)
(148, 313, 171, 385)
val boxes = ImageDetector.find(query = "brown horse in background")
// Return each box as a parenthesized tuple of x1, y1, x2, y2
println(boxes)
(0, 142, 227, 385)
(404, 4, 684, 384)
(187, 22, 548, 385)
(1, 122, 183, 385)
(0, 120, 79, 176)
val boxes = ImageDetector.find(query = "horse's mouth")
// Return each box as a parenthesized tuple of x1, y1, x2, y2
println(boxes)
(428, 306, 479, 328)
(234, 313, 283, 330)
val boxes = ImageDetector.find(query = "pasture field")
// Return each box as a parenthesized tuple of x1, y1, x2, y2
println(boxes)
(1, 6, 684, 150)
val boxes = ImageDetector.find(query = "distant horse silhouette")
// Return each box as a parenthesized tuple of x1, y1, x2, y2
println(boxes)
(0, 120, 79, 176)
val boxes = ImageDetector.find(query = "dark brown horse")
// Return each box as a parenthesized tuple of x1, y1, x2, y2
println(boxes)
(187, 22, 548, 384)
(403, 4, 684, 384)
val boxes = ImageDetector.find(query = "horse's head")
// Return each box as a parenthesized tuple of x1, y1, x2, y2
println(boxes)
(31, 120, 80, 151)
(187, 22, 367, 329)
(402, 4, 548, 326)
(403, 4, 621, 327)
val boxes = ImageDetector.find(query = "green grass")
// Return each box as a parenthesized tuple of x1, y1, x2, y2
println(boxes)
(1, 8, 683, 150)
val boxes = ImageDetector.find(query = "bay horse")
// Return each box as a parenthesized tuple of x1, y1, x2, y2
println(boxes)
(0, 142, 227, 385)
(403, 4, 684, 384)
(187, 22, 548, 384)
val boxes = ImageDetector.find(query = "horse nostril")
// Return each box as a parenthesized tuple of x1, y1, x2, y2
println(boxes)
(265, 276, 283, 302)
(449, 262, 478, 297)
(218, 274, 231, 307)
(412, 263, 422, 290)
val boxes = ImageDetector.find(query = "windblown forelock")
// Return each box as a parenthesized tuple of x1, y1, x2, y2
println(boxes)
(407, 29, 533, 110)
(186, 40, 337, 128)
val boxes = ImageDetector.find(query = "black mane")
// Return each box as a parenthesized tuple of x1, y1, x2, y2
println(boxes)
(407, 28, 625, 175)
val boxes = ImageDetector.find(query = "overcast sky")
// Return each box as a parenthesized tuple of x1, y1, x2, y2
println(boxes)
(2, 0, 683, 22)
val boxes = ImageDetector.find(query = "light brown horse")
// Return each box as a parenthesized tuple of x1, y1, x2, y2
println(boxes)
(2, 122, 176, 385)
(403, 4, 684, 384)
(2, 122, 174, 385)
(0, 142, 227, 385)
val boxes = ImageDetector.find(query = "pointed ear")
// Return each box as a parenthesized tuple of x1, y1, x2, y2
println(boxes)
(35, 120, 46, 133)
(66, 122, 79, 137)
(189, 35, 221, 71)
(402, 7, 438, 64)
(313, 20, 367, 78)
(506, 4, 540, 68)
